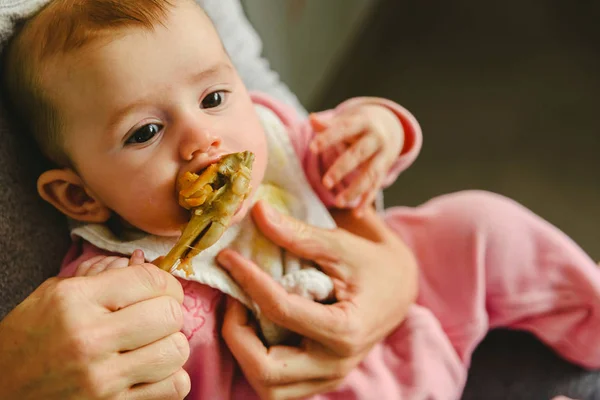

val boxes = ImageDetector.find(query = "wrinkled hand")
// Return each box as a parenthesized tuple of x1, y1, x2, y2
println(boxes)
(217, 202, 418, 399)
(309, 104, 404, 214)
(0, 262, 191, 400)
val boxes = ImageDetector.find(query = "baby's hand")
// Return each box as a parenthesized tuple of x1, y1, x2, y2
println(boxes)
(309, 104, 404, 214)
(74, 249, 145, 277)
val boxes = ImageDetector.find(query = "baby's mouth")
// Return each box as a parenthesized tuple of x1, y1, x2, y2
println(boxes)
(158, 151, 254, 273)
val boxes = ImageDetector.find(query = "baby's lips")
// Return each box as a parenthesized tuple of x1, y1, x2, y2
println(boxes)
(176, 153, 228, 194)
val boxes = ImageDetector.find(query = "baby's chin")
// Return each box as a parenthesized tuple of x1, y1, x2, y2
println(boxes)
(117, 213, 188, 238)
(118, 193, 253, 239)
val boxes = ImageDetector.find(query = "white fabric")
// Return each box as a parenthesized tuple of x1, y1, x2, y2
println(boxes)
(0, 0, 49, 45)
(71, 105, 336, 344)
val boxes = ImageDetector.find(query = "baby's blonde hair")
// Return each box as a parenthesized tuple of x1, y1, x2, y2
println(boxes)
(2, 0, 174, 167)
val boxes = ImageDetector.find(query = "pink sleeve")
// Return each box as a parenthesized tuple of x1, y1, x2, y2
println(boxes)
(250, 93, 422, 207)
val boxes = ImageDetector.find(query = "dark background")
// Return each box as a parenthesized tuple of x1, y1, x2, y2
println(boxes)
(318, 0, 599, 260)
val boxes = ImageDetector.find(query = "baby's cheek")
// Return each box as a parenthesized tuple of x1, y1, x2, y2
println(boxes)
(124, 202, 187, 237)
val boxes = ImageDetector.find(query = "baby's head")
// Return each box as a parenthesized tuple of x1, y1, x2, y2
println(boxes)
(2, 0, 268, 236)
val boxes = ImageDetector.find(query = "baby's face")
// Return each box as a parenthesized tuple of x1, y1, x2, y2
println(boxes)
(44, 1, 267, 236)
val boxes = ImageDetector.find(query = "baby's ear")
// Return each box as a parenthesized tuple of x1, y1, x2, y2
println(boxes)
(37, 169, 111, 223)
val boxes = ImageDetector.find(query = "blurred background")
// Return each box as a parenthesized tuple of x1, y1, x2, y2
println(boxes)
(242, 0, 599, 260)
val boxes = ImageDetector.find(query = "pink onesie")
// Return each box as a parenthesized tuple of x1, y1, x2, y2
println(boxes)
(60, 94, 600, 400)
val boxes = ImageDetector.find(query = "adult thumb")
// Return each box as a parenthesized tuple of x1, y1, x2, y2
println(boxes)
(251, 201, 343, 268)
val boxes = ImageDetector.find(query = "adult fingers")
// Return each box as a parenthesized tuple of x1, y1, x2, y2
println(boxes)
(329, 207, 396, 245)
(249, 201, 347, 270)
(85, 264, 184, 311)
(322, 134, 381, 190)
(218, 252, 351, 347)
(122, 369, 191, 400)
(117, 332, 190, 387)
(107, 295, 184, 352)
(222, 298, 354, 385)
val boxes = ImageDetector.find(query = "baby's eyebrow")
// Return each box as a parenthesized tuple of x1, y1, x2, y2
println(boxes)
(188, 62, 233, 85)
(107, 99, 151, 133)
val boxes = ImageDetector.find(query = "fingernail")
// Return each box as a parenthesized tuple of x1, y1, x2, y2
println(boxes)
(323, 176, 334, 189)
(133, 249, 143, 258)
(336, 196, 346, 207)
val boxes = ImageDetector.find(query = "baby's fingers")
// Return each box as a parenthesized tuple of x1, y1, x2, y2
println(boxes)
(129, 249, 146, 266)
(309, 114, 365, 153)
(75, 255, 110, 277)
(354, 182, 380, 217)
(78, 256, 127, 277)
(323, 134, 381, 189)
(335, 157, 384, 208)
(103, 257, 131, 272)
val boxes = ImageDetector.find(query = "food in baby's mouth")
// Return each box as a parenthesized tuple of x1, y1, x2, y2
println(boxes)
(158, 151, 254, 273)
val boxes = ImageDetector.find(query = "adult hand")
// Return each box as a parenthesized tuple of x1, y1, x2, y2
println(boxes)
(218, 202, 418, 399)
(0, 261, 191, 400)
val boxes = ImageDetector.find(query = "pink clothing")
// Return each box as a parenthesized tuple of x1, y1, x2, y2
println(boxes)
(251, 93, 422, 208)
(61, 96, 600, 400)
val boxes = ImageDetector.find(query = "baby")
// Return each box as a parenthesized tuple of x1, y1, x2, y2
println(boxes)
(3, 1, 600, 399)
(3, 0, 419, 347)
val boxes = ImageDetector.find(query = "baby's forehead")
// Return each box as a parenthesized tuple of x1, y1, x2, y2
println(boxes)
(38, 8, 230, 132)
(33, 2, 216, 85)
(10, 0, 226, 117)
(34, 0, 218, 73)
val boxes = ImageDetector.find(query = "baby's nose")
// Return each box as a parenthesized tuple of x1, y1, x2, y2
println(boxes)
(180, 128, 222, 160)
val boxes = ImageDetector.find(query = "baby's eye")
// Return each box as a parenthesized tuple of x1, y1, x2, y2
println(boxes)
(200, 91, 225, 109)
(126, 123, 163, 145)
